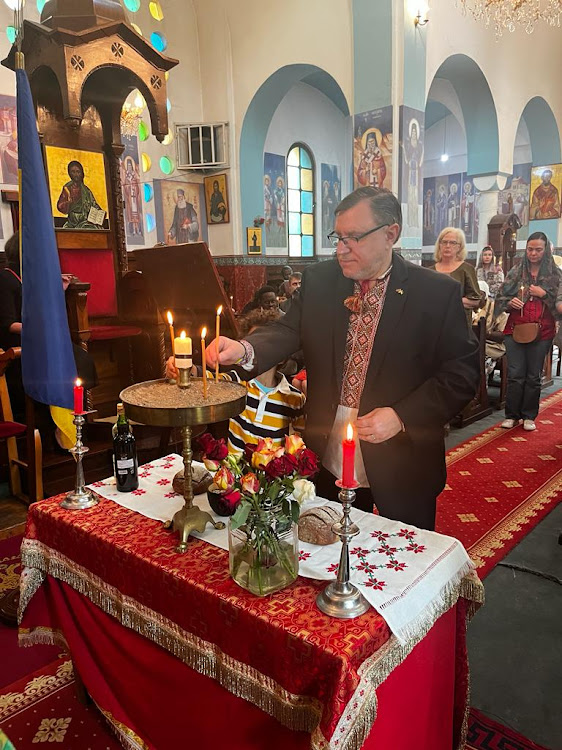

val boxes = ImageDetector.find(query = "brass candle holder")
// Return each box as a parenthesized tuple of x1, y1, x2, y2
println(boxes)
(60, 412, 99, 511)
(316, 481, 370, 619)
(120, 378, 246, 553)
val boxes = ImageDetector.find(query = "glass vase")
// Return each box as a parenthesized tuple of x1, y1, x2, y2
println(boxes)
(228, 504, 299, 597)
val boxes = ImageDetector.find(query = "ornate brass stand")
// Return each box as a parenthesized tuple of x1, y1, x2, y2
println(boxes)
(316, 481, 370, 619)
(60, 413, 99, 510)
(120, 378, 246, 553)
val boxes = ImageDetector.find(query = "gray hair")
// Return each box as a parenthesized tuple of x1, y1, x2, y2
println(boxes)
(334, 187, 402, 240)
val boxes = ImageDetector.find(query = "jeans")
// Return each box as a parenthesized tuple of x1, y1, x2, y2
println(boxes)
(504, 335, 552, 420)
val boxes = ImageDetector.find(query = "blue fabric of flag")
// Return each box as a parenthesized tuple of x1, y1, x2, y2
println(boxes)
(17, 68, 77, 409)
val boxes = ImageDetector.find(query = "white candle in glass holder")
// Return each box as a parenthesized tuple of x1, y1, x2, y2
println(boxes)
(174, 331, 192, 369)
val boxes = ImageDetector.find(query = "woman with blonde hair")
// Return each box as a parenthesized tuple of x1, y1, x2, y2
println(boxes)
(430, 226, 482, 327)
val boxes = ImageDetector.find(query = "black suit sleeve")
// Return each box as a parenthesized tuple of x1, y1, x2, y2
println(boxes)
(393, 282, 480, 429)
(0, 272, 21, 348)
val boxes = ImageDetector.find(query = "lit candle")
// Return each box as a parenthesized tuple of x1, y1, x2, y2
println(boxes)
(519, 285, 525, 301)
(174, 331, 192, 369)
(201, 326, 208, 398)
(215, 305, 222, 382)
(166, 310, 175, 358)
(230, 295, 234, 310)
(341, 423, 356, 488)
(73, 378, 84, 415)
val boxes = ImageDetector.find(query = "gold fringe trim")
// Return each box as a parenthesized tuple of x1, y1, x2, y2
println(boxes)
(19, 539, 323, 735)
(468, 471, 562, 572)
(98, 705, 149, 750)
(310, 570, 484, 750)
(0, 660, 73, 720)
(18, 625, 69, 652)
(17, 565, 45, 624)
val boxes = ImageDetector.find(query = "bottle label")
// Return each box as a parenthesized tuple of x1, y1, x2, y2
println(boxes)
(117, 458, 135, 470)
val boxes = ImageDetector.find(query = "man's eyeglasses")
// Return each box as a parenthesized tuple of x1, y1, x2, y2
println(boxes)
(327, 223, 389, 249)
(439, 239, 460, 247)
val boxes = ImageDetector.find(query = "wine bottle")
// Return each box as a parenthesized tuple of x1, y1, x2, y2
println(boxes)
(112, 403, 139, 492)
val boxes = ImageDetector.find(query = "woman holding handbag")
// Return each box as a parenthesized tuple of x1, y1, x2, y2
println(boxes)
(495, 232, 560, 431)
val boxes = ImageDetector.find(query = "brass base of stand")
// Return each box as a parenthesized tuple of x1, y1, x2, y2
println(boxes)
(316, 582, 370, 619)
(60, 488, 99, 510)
(171, 504, 225, 553)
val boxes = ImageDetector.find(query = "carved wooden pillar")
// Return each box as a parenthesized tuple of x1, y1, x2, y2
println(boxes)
(105, 141, 128, 276)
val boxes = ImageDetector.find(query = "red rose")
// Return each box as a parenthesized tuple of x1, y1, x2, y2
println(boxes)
(198, 432, 228, 461)
(244, 443, 257, 462)
(208, 489, 241, 516)
(265, 453, 298, 479)
(198, 432, 215, 454)
(297, 448, 319, 477)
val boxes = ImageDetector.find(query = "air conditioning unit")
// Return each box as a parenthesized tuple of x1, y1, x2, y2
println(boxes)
(175, 122, 229, 171)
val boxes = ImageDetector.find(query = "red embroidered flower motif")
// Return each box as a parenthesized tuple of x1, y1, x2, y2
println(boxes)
(344, 295, 362, 313)
(161, 464, 174, 470)
(165, 491, 180, 498)
(139, 472, 151, 478)
(91, 481, 105, 487)
(406, 543, 426, 554)
(157, 478, 170, 485)
(377, 544, 397, 556)
(326, 563, 339, 574)
(299, 551, 311, 561)
(364, 578, 386, 590)
(398, 528, 416, 540)
(356, 560, 377, 572)
(371, 530, 389, 541)
(132, 488, 146, 496)
(350, 547, 370, 557)
(386, 560, 407, 572)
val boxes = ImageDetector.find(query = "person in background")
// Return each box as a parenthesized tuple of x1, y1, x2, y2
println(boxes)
(495, 231, 560, 432)
(166, 308, 305, 453)
(277, 265, 293, 297)
(280, 272, 302, 313)
(241, 285, 279, 315)
(430, 226, 482, 328)
(201, 186, 479, 530)
(476, 245, 504, 300)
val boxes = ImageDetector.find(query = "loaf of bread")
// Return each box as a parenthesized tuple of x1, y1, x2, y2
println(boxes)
(172, 465, 213, 496)
(298, 506, 341, 546)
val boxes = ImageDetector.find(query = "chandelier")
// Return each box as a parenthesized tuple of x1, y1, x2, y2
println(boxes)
(459, 0, 562, 36)
(120, 93, 146, 138)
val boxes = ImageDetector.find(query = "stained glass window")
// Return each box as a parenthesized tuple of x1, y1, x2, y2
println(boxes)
(150, 31, 167, 52)
(123, 0, 141, 11)
(287, 144, 315, 258)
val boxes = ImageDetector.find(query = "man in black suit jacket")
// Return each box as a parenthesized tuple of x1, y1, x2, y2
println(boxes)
(203, 187, 480, 529)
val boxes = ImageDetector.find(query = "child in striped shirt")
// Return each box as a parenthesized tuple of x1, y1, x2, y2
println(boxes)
(166, 308, 305, 454)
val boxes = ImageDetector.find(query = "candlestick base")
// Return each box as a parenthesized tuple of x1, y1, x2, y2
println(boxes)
(60, 486, 98, 510)
(177, 368, 191, 388)
(316, 484, 370, 619)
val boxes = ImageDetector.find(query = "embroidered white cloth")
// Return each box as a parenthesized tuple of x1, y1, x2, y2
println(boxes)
(89, 454, 474, 644)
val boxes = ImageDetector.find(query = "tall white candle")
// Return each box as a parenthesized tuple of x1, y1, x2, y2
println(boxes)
(215, 305, 222, 382)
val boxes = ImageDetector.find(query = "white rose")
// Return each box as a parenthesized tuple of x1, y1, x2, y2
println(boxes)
(292, 478, 316, 505)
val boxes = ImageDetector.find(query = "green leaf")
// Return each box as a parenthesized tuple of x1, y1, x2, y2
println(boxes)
(230, 501, 251, 530)
(291, 500, 300, 523)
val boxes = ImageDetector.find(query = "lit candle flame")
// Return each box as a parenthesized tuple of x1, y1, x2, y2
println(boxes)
(166, 310, 173, 325)
(201, 326, 207, 339)
(180, 331, 186, 339)
(346, 423, 354, 441)
(217, 305, 223, 316)
(75, 378, 82, 387)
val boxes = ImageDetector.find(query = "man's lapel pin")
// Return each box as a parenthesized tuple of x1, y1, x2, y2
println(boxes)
(395, 288, 404, 295)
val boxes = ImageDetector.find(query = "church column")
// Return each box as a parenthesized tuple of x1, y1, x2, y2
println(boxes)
(352, 0, 428, 261)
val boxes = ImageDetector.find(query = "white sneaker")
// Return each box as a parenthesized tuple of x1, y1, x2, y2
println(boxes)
(523, 420, 536, 431)
(501, 419, 517, 429)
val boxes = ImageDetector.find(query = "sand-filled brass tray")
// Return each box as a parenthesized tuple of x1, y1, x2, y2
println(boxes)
(120, 378, 247, 427)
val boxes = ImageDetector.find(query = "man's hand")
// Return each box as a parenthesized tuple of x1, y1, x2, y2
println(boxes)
(355, 407, 403, 444)
(205, 337, 245, 369)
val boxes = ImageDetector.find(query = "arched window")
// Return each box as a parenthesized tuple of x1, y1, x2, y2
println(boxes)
(287, 144, 315, 257)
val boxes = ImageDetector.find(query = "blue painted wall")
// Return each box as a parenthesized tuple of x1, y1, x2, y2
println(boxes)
(353, 0, 392, 114)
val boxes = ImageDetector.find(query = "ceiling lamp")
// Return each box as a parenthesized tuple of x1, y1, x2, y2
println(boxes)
(459, 0, 562, 36)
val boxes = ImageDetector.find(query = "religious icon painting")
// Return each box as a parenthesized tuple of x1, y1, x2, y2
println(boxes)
(264, 152, 286, 249)
(321, 163, 341, 248)
(44, 145, 110, 230)
(353, 106, 393, 191)
(153, 178, 208, 245)
(0, 94, 17, 185)
(247, 226, 262, 255)
(529, 164, 562, 221)
(498, 163, 531, 226)
(203, 173, 229, 224)
(120, 135, 144, 245)
(398, 105, 425, 237)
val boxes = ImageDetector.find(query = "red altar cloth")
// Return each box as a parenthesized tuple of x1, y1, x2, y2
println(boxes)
(19, 494, 481, 749)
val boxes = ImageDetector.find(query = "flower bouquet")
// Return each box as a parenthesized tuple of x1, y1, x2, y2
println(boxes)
(199, 433, 319, 596)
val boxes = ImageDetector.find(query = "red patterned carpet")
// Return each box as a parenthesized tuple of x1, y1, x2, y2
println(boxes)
(466, 708, 551, 750)
(0, 658, 120, 748)
(436, 389, 562, 578)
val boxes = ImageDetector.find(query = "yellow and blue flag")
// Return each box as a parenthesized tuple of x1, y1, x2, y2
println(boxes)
(16, 66, 77, 445)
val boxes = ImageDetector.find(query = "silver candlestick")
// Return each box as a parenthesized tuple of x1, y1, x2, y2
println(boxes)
(60, 413, 99, 510)
(316, 481, 370, 619)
